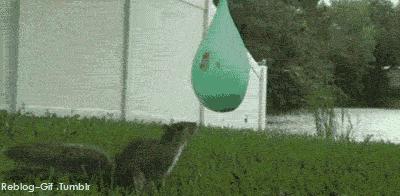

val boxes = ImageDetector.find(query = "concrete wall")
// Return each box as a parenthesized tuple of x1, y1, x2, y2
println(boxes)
(0, 0, 19, 112)
(17, 0, 125, 118)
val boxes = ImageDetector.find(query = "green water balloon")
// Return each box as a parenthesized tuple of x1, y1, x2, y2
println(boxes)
(191, 0, 251, 112)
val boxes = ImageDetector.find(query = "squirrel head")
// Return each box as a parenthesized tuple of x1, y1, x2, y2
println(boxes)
(160, 122, 197, 145)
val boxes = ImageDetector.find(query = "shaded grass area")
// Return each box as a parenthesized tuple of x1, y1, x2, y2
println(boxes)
(164, 130, 400, 195)
(1, 111, 400, 195)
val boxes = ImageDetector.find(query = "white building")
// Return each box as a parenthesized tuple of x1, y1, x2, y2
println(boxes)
(0, 0, 267, 130)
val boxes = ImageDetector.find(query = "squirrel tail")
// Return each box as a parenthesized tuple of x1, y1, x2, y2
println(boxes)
(3, 143, 113, 185)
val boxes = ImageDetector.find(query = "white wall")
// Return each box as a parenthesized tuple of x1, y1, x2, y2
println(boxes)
(125, 0, 204, 123)
(4, 0, 267, 130)
(0, 2, 9, 110)
(17, 0, 125, 118)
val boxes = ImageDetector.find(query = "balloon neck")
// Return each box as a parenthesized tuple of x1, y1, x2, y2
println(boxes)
(218, 0, 228, 8)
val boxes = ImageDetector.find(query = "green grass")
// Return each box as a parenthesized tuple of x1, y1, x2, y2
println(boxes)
(163, 130, 400, 195)
(1, 111, 400, 195)
(0, 112, 163, 182)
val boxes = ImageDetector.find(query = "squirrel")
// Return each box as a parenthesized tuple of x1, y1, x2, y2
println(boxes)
(2, 122, 198, 192)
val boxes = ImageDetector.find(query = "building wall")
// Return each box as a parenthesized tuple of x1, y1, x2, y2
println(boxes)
(125, 0, 204, 123)
(17, 0, 125, 117)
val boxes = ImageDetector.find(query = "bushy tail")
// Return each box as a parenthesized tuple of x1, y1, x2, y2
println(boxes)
(3, 143, 113, 185)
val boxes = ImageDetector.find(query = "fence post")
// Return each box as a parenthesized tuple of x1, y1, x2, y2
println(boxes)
(258, 67, 264, 130)
(258, 60, 267, 131)
(0, 0, 19, 113)
(199, 0, 209, 127)
(264, 65, 268, 130)
(120, 0, 131, 120)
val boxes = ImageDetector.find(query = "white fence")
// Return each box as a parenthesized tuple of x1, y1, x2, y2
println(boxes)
(0, 0, 18, 111)
(0, 0, 267, 130)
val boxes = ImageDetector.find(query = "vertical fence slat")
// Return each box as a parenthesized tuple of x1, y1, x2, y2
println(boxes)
(120, 0, 131, 120)
(0, 0, 19, 112)
(199, 0, 209, 126)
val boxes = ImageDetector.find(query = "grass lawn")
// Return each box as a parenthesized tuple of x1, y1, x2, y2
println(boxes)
(1, 111, 400, 195)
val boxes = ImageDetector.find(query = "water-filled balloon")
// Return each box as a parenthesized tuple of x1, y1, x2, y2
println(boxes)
(192, 0, 251, 112)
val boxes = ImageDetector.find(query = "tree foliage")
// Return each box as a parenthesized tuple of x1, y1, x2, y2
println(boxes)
(217, 0, 400, 111)
(328, 0, 377, 106)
